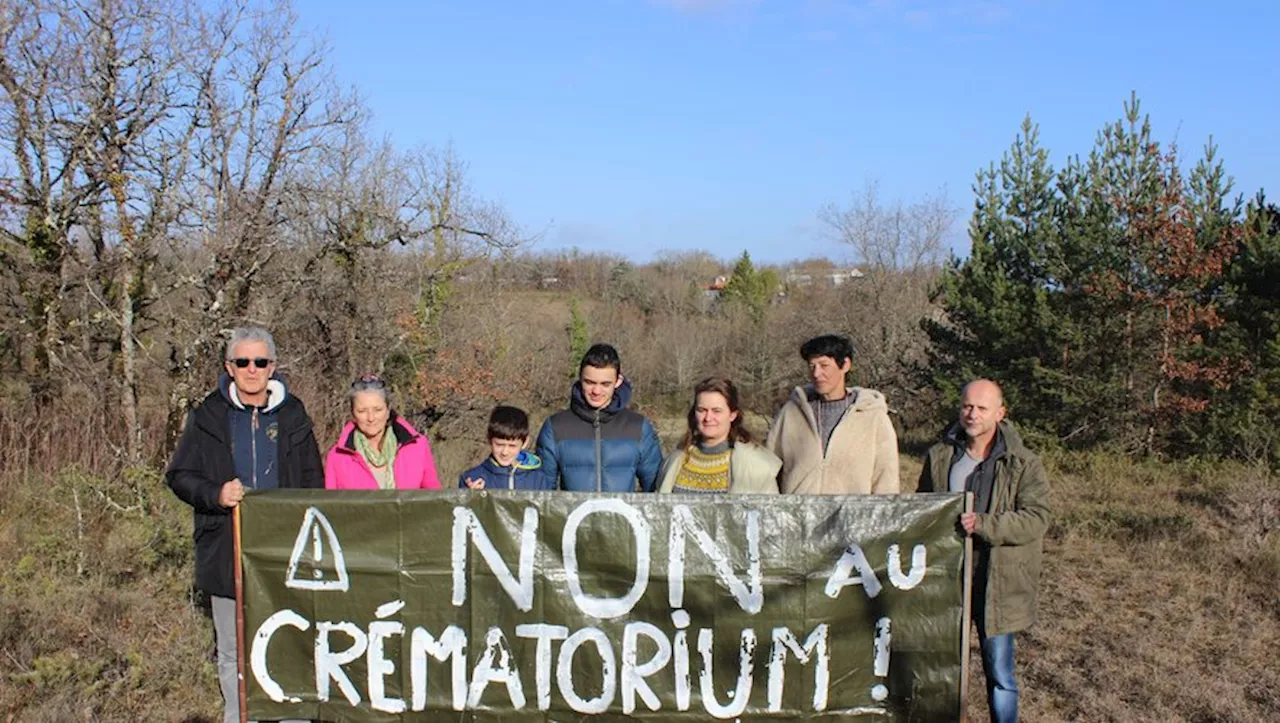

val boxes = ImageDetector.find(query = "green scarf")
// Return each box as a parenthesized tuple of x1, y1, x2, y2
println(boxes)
(354, 427, 398, 474)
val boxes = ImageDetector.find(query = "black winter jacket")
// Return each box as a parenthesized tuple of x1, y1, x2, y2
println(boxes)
(165, 380, 323, 598)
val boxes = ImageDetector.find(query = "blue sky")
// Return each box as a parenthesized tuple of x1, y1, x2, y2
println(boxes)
(295, 0, 1278, 264)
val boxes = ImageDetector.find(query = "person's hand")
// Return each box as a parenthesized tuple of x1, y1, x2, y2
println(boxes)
(219, 479, 246, 508)
(960, 512, 979, 535)
(464, 477, 486, 490)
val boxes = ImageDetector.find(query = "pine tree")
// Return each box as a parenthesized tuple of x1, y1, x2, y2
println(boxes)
(566, 298, 589, 379)
(928, 95, 1248, 456)
(925, 117, 1073, 435)
(722, 251, 777, 323)
(1130, 145, 1240, 451)
(1205, 194, 1280, 464)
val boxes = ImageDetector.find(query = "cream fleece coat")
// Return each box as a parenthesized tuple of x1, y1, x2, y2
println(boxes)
(765, 386, 900, 495)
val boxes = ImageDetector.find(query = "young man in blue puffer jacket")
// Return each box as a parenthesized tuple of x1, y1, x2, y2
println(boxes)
(535, 343, 663, 493)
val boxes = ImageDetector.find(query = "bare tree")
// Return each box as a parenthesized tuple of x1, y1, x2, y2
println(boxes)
(821, 180, 952, 272)
(0, 0, 111, 397)
(398, 144, 522, 351)
(0, 0, 200, 465)
(0, 0, 526, 474)
(818, 181, 955, 417)
(81, 0, 194, 464)
(289, 121, 409, 380)
(159, 0, 359, 447)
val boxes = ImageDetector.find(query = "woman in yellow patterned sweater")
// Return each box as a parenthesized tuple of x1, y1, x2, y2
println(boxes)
(658, 377, 782, 494)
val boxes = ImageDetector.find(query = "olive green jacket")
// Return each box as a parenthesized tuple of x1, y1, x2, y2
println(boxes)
(918, 421, 1051, 636)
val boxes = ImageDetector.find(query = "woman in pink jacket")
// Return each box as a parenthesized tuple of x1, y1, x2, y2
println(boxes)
(325, 375, 441, 490)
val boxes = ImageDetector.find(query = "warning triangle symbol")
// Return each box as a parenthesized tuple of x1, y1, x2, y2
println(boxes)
(284, 507, 350, 591)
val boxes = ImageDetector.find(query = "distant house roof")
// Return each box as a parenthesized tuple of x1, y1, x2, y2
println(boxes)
(827, 269, 865, 285)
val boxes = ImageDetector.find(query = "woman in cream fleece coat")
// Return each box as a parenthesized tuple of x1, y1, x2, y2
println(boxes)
(765, 384, 900, 494)
(764, 335, 900, 495)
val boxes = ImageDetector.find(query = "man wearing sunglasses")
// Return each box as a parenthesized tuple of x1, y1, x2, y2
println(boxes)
(166, 326, 322, 723)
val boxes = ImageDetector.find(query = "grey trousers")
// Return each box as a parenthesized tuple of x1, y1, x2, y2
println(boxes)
(211, 595, 307, 723)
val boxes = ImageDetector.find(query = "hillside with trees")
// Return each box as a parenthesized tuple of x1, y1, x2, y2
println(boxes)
(0, 1, 1276, 720)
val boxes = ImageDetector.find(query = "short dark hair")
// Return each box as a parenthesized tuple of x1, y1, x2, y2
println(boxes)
(578, 343, 621, 375)
(800, 334, 854, 367)
(487, 405, 530, 441)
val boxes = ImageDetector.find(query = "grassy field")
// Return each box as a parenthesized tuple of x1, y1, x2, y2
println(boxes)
(1, 443, 1275, 721)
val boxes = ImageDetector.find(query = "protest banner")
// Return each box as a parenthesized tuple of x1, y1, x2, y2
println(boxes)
(236, 490, 970, 721)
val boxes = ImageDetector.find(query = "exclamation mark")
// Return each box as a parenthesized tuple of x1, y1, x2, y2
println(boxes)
(871, 617, 890, 702)
(311, 521, 324, 579)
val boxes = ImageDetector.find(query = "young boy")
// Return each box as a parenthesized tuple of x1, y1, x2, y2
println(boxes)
(458, 406, 551, 490)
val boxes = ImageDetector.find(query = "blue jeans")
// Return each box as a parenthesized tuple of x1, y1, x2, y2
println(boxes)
(979, 632, 1018, 723)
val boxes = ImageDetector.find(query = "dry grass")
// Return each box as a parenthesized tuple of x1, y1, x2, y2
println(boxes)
(1, 446, 1274, 721)
(0, 468, 219, 722)
(1006, 453, 1278, 722)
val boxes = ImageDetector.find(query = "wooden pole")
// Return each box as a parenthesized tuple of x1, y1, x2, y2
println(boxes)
(958, 491, 975, 723)
(234, 504, 247, 723)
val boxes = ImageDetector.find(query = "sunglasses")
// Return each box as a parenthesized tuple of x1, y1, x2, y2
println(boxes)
(230, 357, 272, 369)
(351, 374, 386, 390)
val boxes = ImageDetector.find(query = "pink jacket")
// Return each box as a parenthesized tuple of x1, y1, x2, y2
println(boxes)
(324, 417, 441, 490)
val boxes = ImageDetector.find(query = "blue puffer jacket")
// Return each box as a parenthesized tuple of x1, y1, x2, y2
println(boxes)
(457, 450, 550, 491)
(535, 380, 663, 493)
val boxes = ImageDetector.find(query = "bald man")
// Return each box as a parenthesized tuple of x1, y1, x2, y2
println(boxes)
(917, 379, 1051, 723)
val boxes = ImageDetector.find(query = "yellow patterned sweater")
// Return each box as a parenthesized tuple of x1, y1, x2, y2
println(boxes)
(671, 442, 732, 494)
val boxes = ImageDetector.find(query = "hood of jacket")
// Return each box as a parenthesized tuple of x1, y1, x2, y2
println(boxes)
(939, 419, 1025, 458)
(479, 450, 542, 476)
(792, 384, 888, 419)
(218, 372, 288, 413)
(334, 414, 422, 454)
(568, 377, 634, 424)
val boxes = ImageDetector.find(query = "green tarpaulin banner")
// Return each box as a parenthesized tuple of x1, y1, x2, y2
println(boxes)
(238, 490, 969, 722)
